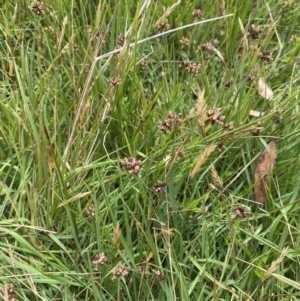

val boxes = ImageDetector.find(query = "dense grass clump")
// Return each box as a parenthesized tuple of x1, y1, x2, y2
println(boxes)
(1, 1, 300, 300)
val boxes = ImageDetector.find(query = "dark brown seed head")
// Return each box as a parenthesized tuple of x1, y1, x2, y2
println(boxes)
(232, 204, 251, 220)
(121, 157, 143, 177)
(152, 181, 167, 195)
(248, 27, 263, 40)
(259, 51, 273, 63)
(30, 2, 45, 16)
(192, 9, 203, 20)
(156, 19, 170, 33)
(109, 77, 122, 87)
(159, 112, 182, 134)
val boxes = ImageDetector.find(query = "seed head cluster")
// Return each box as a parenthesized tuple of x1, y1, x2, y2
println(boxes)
(180, 37, 190, 47)
(205, 109, 225, 125)
(259, 51, 273, 63)
(92, 253, 109, 268)
(86, 204, 95, 216)
(30, 2, 45, 16)
(232, 204, 251, 220)
(216, 140, 226, 152)
(224, 77, 234, 89)
(250, 44, 259, 52)
(247, 75, 256, 83)
(43, 26, 54, 32)
(159, 112, 182, 134)
(90, 254, 166, 283)
(73, 44, 79, 52)
(251, 121, 264, 136)
(192, 9, 203, 20)
(137, 264, 150, 277)
(98, 33, 106, 44)
(152, 181, 167, 195)
(0, 284, 18, 301)
(140, 59, 148, 69)
(186, 62, 201, 74)
(178, 60, 201, 75)
(223, 121, 234, 131)
(112, 264, 130, 280)
(121, 157, 143, 177)
(178, 60, 190, 68)
(153, 269, 166, 281)
(248, 27, 263, 40)
(118, 34, 125, 45)
(109, 77, 121, 87)
(156, 19, 170, 33)
(291, 34, 298, 43)
(197, 42, 214, 52)
(272, 109, 283, 124)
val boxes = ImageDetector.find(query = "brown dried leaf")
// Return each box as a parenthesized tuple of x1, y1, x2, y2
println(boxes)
(249, 109, 265, 117)
(258, 77, 273, 100)
(211, 47, 225, 63)
(190, 144, 216, 178)
(254, 141, 276, 205)
(161, 227, 175, 236)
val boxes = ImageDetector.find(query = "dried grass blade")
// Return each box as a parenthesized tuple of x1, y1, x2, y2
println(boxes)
(196, 88, 207, 136)
(154, 0, 181, 28)
(210, 164, 223, 190)
(263, 247, 288, 280)
(190, 144, 216, 178)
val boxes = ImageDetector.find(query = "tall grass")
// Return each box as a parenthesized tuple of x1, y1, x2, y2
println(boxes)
(0, 0, 300, 300)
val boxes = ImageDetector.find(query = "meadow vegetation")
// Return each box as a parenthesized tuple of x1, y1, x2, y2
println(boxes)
(1, 0, 300, 300)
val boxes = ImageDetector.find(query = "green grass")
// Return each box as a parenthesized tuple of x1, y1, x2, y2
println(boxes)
(1, 0, 300, 300)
